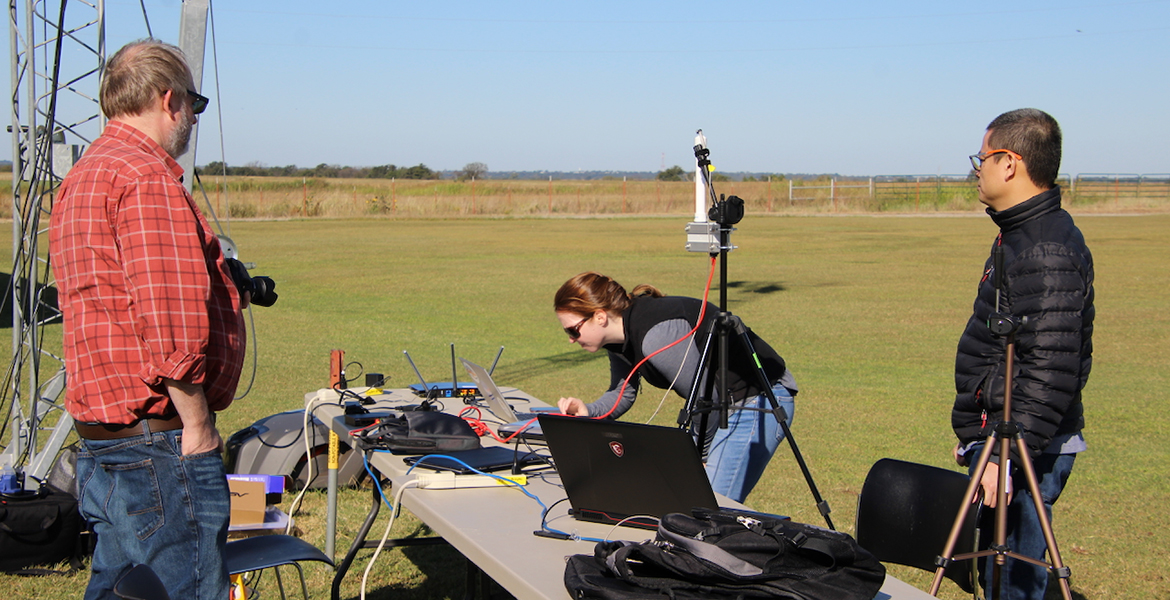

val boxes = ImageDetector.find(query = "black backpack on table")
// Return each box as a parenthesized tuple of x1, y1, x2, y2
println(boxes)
(564, 508, 886, 600)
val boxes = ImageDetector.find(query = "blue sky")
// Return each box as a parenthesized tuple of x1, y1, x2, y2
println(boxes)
(7, 0, 1169, 176)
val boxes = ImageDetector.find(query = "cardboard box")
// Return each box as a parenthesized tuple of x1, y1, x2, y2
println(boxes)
(227, 478, 267, 527)
(227, 473, 285, 505)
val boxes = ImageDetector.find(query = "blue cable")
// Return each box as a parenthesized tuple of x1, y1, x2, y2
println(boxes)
(362, 452, 395, 512)
(403, 453, 549, 506)
(368, 451, 606, 543)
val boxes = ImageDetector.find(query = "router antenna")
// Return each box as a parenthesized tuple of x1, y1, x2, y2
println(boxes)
(450, 344, 458, 397)
(489, 346, 505, 375)
(403, 350, 431, 396)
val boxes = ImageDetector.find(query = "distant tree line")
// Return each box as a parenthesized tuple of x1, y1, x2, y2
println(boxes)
(198, 161, 439, 179)
(656, 165, 786, 183)
(190, 160, 793, 182)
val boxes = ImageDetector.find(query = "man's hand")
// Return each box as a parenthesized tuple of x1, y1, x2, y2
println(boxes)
(180, 420, 223, 456)
(978, 460, 1014, 508)
(557, 396, 587, 416)
(953, 443, 968, 467)
(164, 378, 223, 455)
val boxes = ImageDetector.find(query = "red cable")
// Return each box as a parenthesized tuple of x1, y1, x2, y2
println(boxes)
(596, 255, 718, 420)
(459, 406, 494, 437)
(348, 420, 382, 436)
(462, 407, 571, 444)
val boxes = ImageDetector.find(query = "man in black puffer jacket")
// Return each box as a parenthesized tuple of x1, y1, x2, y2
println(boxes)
(952, 108, 1094, 600)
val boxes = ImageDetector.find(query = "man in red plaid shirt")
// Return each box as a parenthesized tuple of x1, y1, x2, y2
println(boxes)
(49, 39, 245, 600)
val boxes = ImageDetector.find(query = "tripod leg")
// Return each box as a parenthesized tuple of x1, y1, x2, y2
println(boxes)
(731, 319, 834, 529)
(772, 401, 834, 529)
(990, 425, 1015, 598)
(679, 324, 716, 431)
(704, 386, 793, 503)
(681, 326, 720, 461)
(1011, 437, 1074, 600)
(930, 435, 996, 596)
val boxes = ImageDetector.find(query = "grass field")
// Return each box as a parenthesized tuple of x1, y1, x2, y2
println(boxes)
(2, 213, 1168, 599)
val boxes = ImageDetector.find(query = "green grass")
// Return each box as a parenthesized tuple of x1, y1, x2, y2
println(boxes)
(2, 214, 1167, 599)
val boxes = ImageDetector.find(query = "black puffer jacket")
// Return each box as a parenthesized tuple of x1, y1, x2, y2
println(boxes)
(952, 187, 1094, 460)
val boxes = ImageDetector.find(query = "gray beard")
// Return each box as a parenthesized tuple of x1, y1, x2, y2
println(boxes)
(164, 109, 194, 158)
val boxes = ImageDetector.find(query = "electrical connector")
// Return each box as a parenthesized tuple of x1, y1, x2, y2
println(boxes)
(413, 472, 527, 489)
(533, 530, 572, 540)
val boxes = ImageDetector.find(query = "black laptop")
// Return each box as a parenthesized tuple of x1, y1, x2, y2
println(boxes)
(537, 414, 719, 529)
(403, 446, 546, 474)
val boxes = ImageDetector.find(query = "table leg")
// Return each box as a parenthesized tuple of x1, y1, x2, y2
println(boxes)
(331, 482, 383, 600)
(463, 559, 498, 600)
(328, 477, 457, 600)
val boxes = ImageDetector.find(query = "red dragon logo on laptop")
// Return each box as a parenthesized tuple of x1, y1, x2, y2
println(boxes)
(608, 441, 624, 457)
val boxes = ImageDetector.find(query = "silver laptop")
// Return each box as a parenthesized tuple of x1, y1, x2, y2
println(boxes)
(459, 358, 554, 442)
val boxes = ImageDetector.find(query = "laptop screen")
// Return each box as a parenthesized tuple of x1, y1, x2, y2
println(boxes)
(538, 414, 718, 528)
(460, 358, 520, 422)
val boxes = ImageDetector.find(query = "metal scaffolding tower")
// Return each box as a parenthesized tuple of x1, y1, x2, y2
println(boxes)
(4, 0, 105, 479)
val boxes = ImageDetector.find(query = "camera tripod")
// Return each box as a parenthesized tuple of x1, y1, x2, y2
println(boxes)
(930, 245, 1073, 600)
(677, 138, 834, 529)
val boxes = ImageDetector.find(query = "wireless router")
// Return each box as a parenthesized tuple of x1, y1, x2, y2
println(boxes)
(404, 344, 503, 399)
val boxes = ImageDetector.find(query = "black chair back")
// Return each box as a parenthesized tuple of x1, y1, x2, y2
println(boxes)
(113, 564, 171, 600)
(855, 458, 980, 594)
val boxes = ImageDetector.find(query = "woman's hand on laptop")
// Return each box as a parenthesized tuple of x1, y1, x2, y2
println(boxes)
(557, 396, 587, 416)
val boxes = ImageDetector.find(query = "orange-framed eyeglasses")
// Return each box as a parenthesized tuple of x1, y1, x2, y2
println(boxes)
(969, 149, 1022, 172)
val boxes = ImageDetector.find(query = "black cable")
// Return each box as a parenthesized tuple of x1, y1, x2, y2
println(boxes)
(251, 422, 305, 450)
(137, 0, 153, 37)
(515, 433, 555, 468)
(418, 398, 446, 412)
(540, 497, 573, 534)
(334, 387, 367, 405)
(2, 0, 69, 463)
(532, 470, 564, 489)
(342, 361, 364, 387)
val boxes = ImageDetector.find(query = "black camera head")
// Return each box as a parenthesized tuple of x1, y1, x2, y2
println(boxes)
(248, 276, 278, 307)
(225, 258, 278, 307)
(987, 312, 1027, 337)
(708, 195, 745, 226)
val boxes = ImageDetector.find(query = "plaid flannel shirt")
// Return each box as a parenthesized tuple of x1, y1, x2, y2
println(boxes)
(49, 121, 245, 425)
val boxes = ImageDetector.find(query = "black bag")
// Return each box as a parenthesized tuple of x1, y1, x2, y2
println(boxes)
(358, 410, 481, 454)
(564, 509, 886, 600)
(0, 484, 84, 573)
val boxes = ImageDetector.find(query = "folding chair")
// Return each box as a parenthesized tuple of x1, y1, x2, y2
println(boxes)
(855, 458, 981, 596)
(226, 534, 334, 600)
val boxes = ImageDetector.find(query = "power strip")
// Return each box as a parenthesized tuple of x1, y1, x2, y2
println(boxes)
(414, 472, 527, 489)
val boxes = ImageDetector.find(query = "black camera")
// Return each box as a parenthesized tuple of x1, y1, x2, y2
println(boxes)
(709, 195, 745, 226)
(226, 258, 278, 307)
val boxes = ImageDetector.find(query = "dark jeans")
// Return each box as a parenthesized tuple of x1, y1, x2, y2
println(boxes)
(967, 443, 1075, 600)
(77, 429, 230, 600)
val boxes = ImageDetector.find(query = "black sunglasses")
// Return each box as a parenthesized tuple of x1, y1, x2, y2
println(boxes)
(187, 89, 209, 115)
(564, 316, 590, 340)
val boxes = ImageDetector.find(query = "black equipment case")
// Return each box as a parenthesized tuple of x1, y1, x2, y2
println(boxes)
(0, 485, 84, 572)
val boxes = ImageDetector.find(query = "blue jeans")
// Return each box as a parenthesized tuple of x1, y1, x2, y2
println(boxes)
(967, 443, 1076, 600)
(703, 384, 794, 503)
(77, 429, 230, 600)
